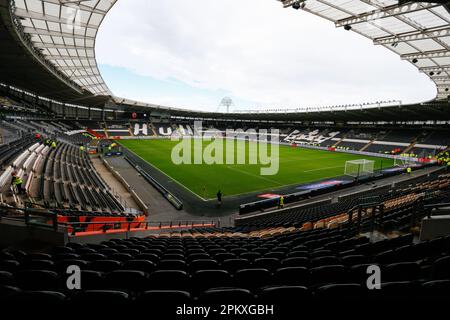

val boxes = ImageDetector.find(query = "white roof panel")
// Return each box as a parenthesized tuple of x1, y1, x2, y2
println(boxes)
(11, 0, 116, 96)
(281, 0, 450, 99)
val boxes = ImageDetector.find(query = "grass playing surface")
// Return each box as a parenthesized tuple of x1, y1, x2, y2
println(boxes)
(120, 139, 394, 199)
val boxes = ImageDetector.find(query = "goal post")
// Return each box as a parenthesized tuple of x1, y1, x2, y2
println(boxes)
(394, 155, 416, 168)
(345, 159, 375, 178)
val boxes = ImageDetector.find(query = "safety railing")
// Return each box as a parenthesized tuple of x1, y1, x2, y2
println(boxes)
(60, 220, 217, 237)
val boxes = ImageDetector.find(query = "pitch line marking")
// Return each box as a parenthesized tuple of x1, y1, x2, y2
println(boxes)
(304, 165, 345, 173)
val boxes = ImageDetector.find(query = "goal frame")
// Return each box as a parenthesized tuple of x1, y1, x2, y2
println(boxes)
(345, 159, 375, 178)
(393, 155, 416, 168)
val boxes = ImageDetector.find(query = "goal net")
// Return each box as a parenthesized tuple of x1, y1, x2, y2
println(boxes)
(345, 159, 375, 178)
(394, 156, 416, 168)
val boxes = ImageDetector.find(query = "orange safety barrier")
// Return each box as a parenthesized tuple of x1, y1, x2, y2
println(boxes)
(58, 215, 146, 234)
(71, 223, 216, 237)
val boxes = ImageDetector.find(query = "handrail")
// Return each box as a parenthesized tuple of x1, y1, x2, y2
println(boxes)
(0, 204, 216, 235)
(424, 202, 450, 209)
(60, 220, 216, 237)
(60, 220, 216, 226)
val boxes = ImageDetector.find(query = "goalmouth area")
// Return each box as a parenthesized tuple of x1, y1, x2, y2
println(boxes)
(118, 139, 395, 200)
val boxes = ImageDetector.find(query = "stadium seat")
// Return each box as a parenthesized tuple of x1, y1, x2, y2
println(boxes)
(432, 256, 450, 280)
(384, 262, 421, 281)
(273, 267, 309, 286)
(12, 291, 67, 302)
(135, 290, 192, 303)
(80, 270, 105, 290)
(259, 285, 311, 302)
(280, 257, 309, 268)
(147, 270, 191, 290)
(188, 259, 220, 272)
(310, 265, 348, 287)
(311, 256, 340, 268)
(371, 281, 420, 300)
(234, 268, 272, 290)
(340, 255, 367, 266)
(122, 260, 156, 273)
(192, 270, 232, 292)
(421, 280, 450, 300)
(104, 270, 149, 292)
(222, 259, 250, 273)
(81, 253, 107, 261)
(0, 286, 21, 299)
(135, 253, 160, 264)
(198, 288, 255, 303)
(90, 260, 122, 272)
(21, 259, 55, 271)
(0, 271, 15, 287)
(213, 253, 236, 262)
(157, 259, 187, 271)
(240, 252, 261, 261)
(0, 260, 20, 272)
(71, 290, 129, 302)
(315, 283, 366, 300)
(16, 270, 59, 291)
(252, 258, 280, 271)
(56, 259, 89, 272)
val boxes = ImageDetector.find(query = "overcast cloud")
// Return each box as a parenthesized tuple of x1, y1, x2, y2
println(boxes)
(96, 0, 436, 111)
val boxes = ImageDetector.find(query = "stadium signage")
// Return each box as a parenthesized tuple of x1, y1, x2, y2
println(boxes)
(170, 121, 280, 175)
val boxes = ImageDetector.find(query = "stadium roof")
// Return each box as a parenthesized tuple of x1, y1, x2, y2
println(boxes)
(1, 0, 450, 113)
(10, 0, 115, 95)
(281, 0, 450, 100)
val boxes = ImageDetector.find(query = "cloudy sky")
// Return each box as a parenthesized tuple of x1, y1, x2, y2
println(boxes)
(96, 0, 436, 112)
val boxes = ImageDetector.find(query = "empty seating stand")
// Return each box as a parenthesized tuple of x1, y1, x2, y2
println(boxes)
(0, 229, 449, 304)
(31, 141, 124, 213)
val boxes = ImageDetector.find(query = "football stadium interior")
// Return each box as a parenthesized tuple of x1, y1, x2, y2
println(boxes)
(1, 0, 450, 312)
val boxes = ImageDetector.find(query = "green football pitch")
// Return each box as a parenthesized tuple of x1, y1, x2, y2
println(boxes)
(119, 139, 394, 200)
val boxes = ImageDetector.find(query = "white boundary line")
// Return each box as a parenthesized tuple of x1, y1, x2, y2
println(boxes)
(121, 144, 209, 202)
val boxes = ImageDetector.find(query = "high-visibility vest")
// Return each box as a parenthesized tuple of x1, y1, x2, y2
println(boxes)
(12, 177, 23, 185)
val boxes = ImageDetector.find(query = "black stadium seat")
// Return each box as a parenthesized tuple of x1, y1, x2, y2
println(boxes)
(259, 285, 311, 302)
(0, 260, 20, 272)
(310, 265, 348, 287)
(421, 280, 450, 300)
(71, 290, 129, 302)
(104, 270, 149, 292)
(0, 271, 15, 287)
(222, 259, 249, 273)
(384, 262, 421, 282)
(315, 283, 366, 300)
(16, 270, 59, 291)
(90, 260, 122, 272)
(147, 270, 191, 290)
(198, 288, 255, 303)
(12, 291, 67, 302)
(233, 269, 272, 290)
(281, 257, 309, 268)
(432, 256, 450, 280)
(122, 260, 156, 273)
(136, 290, 192, 303)
(77, 270, 105, 290)
(0, 286, 21, 299)
(188, 259, 220, 272)
(192, 270, 231, 292)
